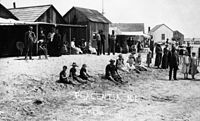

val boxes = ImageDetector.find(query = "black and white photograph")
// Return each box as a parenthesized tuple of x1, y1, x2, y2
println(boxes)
(0, 0, 200, 120)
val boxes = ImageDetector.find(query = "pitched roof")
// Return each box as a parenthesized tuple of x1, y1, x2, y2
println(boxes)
(150, 24, 173, 33)
(9, 4, 52, 22)
(0, 4, 18, 20)
(64, 7, 111, 24)
(110, 23, 144, 32)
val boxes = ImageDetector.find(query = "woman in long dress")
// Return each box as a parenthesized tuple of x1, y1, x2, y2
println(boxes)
(161, 45, 169, 69)
(190, 52, 198, 79)
(155, 44, 162, 68)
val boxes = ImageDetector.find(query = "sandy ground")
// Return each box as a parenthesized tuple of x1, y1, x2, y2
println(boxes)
(0, 53, 200, 121)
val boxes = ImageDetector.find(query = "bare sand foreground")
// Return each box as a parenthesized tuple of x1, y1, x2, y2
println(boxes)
(0, 53, 200, 121)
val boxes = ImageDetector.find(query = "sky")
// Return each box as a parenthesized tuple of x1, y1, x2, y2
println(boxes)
(1, 0, 200, 38)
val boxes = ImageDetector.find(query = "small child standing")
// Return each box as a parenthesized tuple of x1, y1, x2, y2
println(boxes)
(190, 52, 198, 79)
(146, 50, 152, 67)
(182, 51, 190, 79)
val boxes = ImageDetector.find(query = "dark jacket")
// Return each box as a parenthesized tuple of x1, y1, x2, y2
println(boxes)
(168, 50, 179, 68)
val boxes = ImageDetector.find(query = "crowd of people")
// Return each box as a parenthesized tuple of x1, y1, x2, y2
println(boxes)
(24, 25, 199, 83)
(152, 41, 199, 80)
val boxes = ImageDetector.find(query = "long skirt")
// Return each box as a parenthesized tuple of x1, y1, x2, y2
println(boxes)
(155, 53, 162, 67)
(161, 54, 168, 69)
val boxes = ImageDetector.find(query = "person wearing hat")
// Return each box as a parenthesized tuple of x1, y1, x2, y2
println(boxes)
(69, 62, 86, 84)
(24, 26, 36, 60)
(105, 59, 125, 85)
(79, 64, 93, 81)
(59, 66, 76, 85)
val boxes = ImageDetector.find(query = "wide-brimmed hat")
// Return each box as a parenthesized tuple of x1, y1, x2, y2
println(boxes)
(71, 62, 78, 67)
(109, 59, 115, 62)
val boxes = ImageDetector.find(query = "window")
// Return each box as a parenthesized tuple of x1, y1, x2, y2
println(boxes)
(161, 34, 165, 40)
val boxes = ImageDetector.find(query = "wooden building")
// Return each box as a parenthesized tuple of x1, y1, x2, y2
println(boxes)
(173, 30, 184, 45)
(63, 7, 111, 51)
(149, 24, 174, 44)
(9, 4, 65, 24)
(8, 5, 87, 55)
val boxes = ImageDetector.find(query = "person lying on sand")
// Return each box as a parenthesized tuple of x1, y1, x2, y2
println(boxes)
(69, 62, 87, 84)
(79, 64, 94, 82)
(105, 59, 127, 85)
(59, 66, 76, 85)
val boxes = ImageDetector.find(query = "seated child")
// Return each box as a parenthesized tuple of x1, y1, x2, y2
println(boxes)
(69, 62, 87, 84)
(79, 64, 93, 81)
(59, 66, 75, 85)
(135, 54, 147, 71)
(116, 54, 128, 72)
(126, 54, 140, 73)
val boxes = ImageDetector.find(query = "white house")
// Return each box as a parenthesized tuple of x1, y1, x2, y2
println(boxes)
(149, 24, 174, 43)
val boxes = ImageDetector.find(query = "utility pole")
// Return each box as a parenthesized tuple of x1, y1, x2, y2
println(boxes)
(102, 0, 105, 15)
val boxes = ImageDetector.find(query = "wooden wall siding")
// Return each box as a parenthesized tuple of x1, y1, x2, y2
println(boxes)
(37, 8, 65, 24)
(89, 22, 109, 51)
(64, 9, 88, 24)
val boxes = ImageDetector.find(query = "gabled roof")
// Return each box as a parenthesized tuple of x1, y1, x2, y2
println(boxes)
(0, 4, 18, 20)
(174, 30, 184, 36)
(64, 6, 111, 24)
(150, 24, 173, 33)
(9, 4, 52, 22)
(110, 23, 144, 32)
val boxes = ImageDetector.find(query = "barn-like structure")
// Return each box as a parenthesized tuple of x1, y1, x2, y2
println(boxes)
(63, 7, 111, 51)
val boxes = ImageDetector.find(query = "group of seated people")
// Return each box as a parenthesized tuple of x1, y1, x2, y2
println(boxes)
(59, 53, 147, 86)
(59, 62, 93, 86)
(70, 38, 97, 54)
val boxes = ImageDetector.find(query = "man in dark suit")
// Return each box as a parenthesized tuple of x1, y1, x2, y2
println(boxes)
(100, 30, 106, 55)
(168, 47, 179, 80)
(24, 26, 36, 60)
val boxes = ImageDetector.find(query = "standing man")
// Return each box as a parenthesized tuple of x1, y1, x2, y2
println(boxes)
(108, 30, 116, 55)
(168, 47, 179, 80)
(96, 31, 101, 55)
(150, 36, 154, 58)
(24, 26, 36, 60)
(100, 30, 106, 55)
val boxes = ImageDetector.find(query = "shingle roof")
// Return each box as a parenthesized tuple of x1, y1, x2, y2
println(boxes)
(65, 7, 111, 24)
(9, 5, 52, 22)
(150, 24, 173, 33)
(110, 23, 144, 32)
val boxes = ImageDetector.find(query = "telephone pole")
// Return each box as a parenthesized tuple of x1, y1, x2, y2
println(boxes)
(102, 0, 105, 15)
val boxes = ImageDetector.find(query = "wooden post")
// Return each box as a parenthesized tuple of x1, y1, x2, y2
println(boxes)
(85, 26, 88, 47)
(69, 27, 71, 55)
(36, 24, 39, 55)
